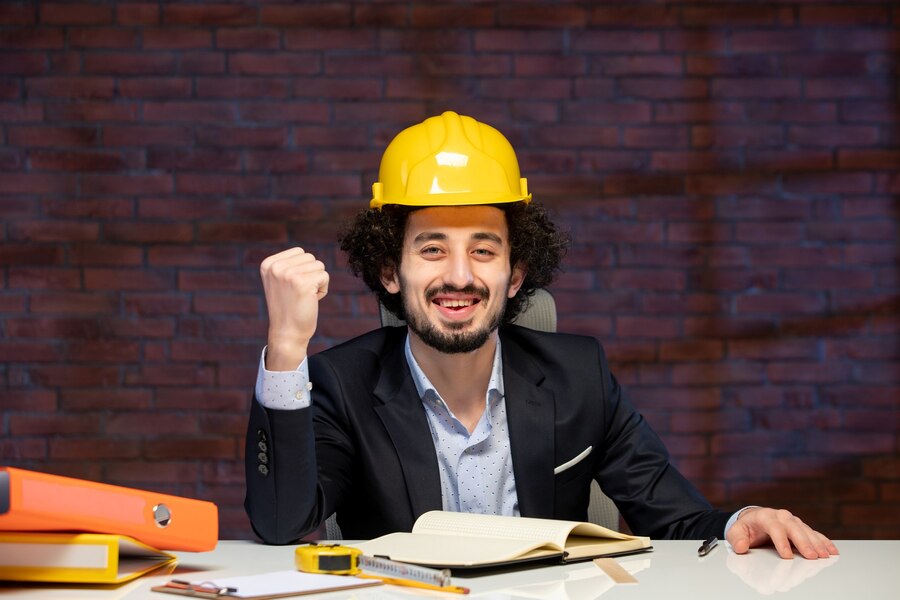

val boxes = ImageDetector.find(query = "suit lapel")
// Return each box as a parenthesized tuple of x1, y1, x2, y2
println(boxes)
(372, 331, 443, 519)
(502, 331, 556, 518)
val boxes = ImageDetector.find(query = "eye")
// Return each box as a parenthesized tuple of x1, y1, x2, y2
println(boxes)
(419, 246, 444, 256)
(472, 248, 496, 257)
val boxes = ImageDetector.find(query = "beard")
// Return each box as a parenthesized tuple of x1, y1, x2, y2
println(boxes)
(401, 281, 508, 354)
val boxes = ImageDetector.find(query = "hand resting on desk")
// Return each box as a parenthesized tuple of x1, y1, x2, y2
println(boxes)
(726, 507, 839, 560)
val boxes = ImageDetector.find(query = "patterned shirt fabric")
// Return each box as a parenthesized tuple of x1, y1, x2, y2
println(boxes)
(404, 336, 520, 516)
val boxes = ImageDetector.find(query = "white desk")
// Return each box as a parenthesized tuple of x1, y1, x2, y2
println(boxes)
(1, 540, 898, 599)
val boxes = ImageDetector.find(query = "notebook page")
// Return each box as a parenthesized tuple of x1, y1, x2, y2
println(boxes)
(412, 511, 578, 548)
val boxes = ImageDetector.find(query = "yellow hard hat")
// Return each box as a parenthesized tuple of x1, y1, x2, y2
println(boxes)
(370, 111, 531, 209)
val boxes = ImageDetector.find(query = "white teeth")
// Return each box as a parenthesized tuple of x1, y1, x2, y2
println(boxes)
(438, 299, 473, 308)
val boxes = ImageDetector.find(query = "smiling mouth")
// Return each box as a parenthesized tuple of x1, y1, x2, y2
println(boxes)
(434, 298, 480, 310)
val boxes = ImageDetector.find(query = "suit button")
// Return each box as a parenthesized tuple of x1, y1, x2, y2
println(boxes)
(258, 464, 269, 476)
(258, 452, 268, 464)
(258, 440, 268, 453)
(257, 429, 267, 442)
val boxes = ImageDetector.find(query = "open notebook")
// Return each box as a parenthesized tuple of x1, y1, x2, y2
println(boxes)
(355, 510, 651, 570)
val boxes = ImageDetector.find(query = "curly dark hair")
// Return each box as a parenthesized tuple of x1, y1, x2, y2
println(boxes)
(339, 202, 569, 324)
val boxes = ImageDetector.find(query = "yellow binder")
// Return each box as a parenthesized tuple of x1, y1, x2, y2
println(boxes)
(0, 531, 177, 584)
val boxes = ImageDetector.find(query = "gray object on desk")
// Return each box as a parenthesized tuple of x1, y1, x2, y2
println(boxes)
(325, 289, 619, 540)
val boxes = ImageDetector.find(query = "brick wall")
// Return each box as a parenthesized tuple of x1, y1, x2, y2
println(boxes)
(1, 1, 897, 540)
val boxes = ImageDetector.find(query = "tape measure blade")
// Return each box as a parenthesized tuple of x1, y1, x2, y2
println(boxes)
(358, 555, 451, 587)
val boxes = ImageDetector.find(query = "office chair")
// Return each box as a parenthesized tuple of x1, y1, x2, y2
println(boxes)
(324, 289, 619, 540)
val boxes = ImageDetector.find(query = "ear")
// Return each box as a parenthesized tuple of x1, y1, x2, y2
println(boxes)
(380, 266, 400, 294)
(507, 263, 526, 298)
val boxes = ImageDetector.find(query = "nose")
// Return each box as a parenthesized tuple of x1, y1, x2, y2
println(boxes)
(445, 252, 474, 289)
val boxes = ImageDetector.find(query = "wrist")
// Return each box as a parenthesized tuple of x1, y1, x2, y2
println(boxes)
(265, 337, 309, 371)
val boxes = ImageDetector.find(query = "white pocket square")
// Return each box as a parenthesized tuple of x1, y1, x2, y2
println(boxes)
(553, 446, 592, 475)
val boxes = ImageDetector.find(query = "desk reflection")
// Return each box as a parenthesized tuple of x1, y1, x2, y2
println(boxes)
(726, 548, 838, 595)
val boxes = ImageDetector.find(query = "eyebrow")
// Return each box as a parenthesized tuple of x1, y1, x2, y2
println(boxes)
(412, 232, 504, 245)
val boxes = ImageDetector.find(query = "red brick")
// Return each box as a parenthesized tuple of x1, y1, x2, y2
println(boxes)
(49, 438, 140, 460)
(619, 77, 707, 99)
(667, 223, 732, 244)
(734, 222, 804, 244)
(196, 126, 287, 147)
(70, 244, 142, 266)
(286, 28, 375, 51)
(591, 6, 677, 27)
(177, 174, 269, 196)
(806, 78, 892, 99)
(531, 125, 617, 147)
(844, 102, 899, 125)
(103, 223, 193, 243)
(353, 4, 407, 26)
(30, 149, 140, 171)
(143, 101, 236, 123)
(684, 316, 776, 338)
(800, 6, 889, 26)
(654, 101, 744, 123)
(116, 4, 159, 25)
(177, 53, 225, 74)
(660, 340, 723, 362)
(325, 55, 413, 77)
(194, 294, 259, 315)
(687, 174, 779, 195)
(712, 78, 801, 99)
(260, 4, 350, 27)
(784, 173, 872, 194)
(216, 28, 281, 49)
(606, 269, 684, 291)
(239, 102, 328, 123)
(731, 30, 818, 53)
(843, 409, 900, 432)
(81, 174, 173, 195)
(119, 77, 192, 99)
(196, 77, 290, 99)
(0, 389, 57, 411)
(332, 102, 425, 124)
(155, 388, 248, 411)
(9, 267, 80, 290)
(123, 365, 214, 387)
(84, 268, 174, 291)
(143, 28, 212, 49)
(688, 55, 782, 78)
(789, 125, 879, 147)
(661, 31, 728, 53)
(107, 413, 199, 435)
(811, 432, 895, 455)
(29, 293, 117, 314)
(0, 342, 63, 362)
(230, 52, 321, 76)
(596, 55, 683, 76)
(9, 126, 98, 147)
(0, 28, 64, 49)
(734, 293, 826, 315)
(838, 150, 900, 170)
(41, 198, 134, 220)
(711, 432, 803, 455)
(411, 6, 494, 27)
(147, 147, 240, 171)
(641, 294, 724, 315)
(68, 27, 136, 48)
(83, 53, 175, 75)
(808, 221, 895, 242)
(28, 365, 120, 387)
(498, 5, 587, 27)
(40, 3, 112, 24)
(178, 270, 258, 292)
(616, 316, 679, 339)
(9, 220, 98, 242)
(274, 174, 360, 197)
(0, 4, 36, 25)
(290, 77, 381, 99)
(650, 150, 740, 172)
(163, 4, 256, 25)
(783, 54, 870, 77)
(0, 245, 63, 266)
(474, 30, 563, 52)
(681, 6, 780, 26)
(104, 125, 192, 146)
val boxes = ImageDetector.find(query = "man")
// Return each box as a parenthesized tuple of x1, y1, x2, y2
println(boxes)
(246, 111, 837, 560)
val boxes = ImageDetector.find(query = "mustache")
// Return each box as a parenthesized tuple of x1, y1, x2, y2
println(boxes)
(425, 284, 489, 302)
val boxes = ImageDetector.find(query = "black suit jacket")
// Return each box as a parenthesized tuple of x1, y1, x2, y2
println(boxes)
(245, 325, 730, 544)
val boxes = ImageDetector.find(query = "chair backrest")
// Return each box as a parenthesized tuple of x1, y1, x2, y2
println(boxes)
(323, 289, 619, 539)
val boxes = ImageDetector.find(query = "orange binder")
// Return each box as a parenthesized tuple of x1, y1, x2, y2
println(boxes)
(0, 466, 218, 552)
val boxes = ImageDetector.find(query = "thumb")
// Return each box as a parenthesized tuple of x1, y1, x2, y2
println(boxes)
(727, 524, 752, 554)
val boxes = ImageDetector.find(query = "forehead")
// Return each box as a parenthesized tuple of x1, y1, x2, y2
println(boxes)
(404, 206, 509, 242)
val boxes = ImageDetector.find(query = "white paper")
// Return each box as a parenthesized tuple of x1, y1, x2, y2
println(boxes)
(187, 570, 378, 598)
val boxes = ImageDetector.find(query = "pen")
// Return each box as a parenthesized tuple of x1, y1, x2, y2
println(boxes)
(358, 573, 470, 595)
(697, 536, 718, 557)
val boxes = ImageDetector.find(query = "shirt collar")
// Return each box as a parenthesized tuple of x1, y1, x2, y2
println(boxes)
(404, 333, 505, 405)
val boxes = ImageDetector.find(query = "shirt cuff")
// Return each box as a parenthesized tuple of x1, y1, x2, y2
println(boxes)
(254, 346, 312, 410)
(724, 505, 760, 542)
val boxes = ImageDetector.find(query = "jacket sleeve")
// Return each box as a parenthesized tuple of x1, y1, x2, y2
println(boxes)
(244, 354, 355, 545)
(591, 342, 730, 540)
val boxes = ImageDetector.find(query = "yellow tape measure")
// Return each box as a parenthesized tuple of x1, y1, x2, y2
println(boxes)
(295, 544, 362, 575)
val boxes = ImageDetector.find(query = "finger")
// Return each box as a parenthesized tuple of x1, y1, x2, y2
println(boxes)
(766, 523, 795, 560)
(814, 531, 839, 557)
(260, 247, 304, 274)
